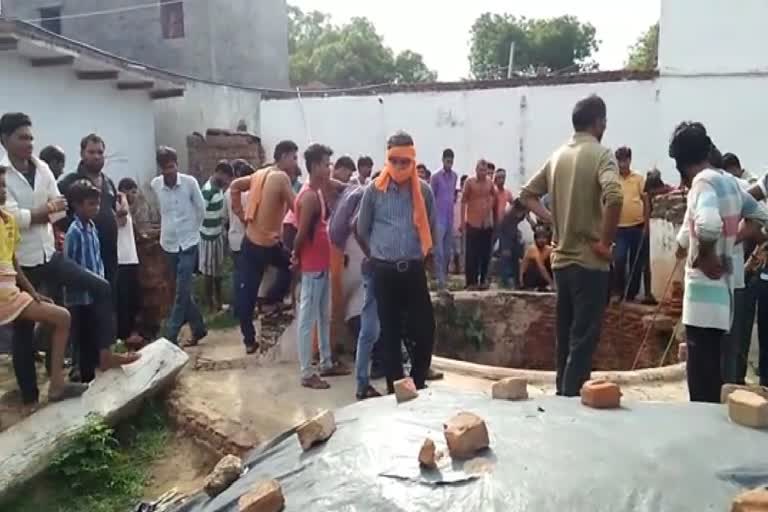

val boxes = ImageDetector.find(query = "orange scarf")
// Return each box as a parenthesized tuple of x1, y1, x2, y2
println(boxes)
(244, 167, 272, 222)
(374, 146, 433, 256)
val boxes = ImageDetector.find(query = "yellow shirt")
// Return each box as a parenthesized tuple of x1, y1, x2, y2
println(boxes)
(0, 212, 19, 268)
(521, 133, 623, 272)
(618, 171, 646, 227)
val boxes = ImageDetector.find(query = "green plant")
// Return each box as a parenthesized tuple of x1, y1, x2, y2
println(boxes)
(4, 401, 170, 512)
(456, 309, 488, 350)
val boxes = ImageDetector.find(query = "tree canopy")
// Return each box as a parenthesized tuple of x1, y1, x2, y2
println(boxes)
(626, 23, 659, 71)
(288, 5, 437, 88)
(469, 14, 600, 80)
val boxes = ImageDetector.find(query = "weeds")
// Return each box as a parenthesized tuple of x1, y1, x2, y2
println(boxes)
(4, 401, 170, 512)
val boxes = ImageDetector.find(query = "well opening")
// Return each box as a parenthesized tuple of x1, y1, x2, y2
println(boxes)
(433, 290, 682, 372)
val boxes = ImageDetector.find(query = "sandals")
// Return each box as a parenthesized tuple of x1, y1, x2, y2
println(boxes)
(49, 382, 89, 402)
(356, 385, 381, 400)
(301, 374, 330, 390)
(320, 361, 352, 377)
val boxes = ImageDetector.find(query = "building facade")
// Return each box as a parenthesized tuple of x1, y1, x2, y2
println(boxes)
(1, 0, 289, 88)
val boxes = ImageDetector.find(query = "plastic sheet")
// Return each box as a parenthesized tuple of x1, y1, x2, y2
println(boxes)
(176, 388, 768, 512)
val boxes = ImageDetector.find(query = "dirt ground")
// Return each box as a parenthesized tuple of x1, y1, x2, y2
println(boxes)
(0, 314, 724, 501)
(141, 322, 693, 499)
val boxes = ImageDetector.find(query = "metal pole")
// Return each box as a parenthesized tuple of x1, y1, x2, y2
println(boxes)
(507, 41, 516, 78)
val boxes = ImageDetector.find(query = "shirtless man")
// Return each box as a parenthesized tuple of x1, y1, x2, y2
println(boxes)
(460, 160, 495, 289)
(231, 141, 298, 354)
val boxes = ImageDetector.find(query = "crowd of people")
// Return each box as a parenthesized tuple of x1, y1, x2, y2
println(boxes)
(1, 92, 767, 408)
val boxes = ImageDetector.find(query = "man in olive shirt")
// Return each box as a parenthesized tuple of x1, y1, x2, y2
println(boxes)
(521, 95, 623, 397)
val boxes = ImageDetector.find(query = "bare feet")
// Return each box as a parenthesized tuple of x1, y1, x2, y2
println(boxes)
(102, 351, 141, 370)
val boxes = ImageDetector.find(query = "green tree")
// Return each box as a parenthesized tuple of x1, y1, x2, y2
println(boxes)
(288, 6, 436, 87)
(469, 13, 600, 80)
(626, 23, 659, 71)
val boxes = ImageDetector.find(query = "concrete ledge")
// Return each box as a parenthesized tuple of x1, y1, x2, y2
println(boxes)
(432, 356, 686, 385)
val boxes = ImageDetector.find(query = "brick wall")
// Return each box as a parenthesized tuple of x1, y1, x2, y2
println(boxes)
(433, 291, 680, 371)
(187, 129, 265, 184)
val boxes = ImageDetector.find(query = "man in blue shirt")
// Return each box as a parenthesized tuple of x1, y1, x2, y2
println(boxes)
(357, 131, 438, 394)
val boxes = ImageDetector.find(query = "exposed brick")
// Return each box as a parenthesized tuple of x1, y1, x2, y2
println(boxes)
(187, 130, 265, 185)
(434, 291, 680, 371)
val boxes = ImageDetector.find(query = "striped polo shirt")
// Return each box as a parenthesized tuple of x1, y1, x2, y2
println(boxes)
(676, 168, 768, 331)
(200, 179, 225, 241)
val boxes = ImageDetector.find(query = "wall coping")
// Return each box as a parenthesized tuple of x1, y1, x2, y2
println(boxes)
(432, 356, 686, 385)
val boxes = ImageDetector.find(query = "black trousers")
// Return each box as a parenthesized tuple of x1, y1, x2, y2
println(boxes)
(465, 226, 493, 287)
(722, 284, 756, 385)
(372, 259, 435, 393)
(70, 304, 102, 383)
(554, 265, 610, 396)
(614, 224, 644, 300)
(753, 277, 768, 387)
(116, 264, 141, 340)
(14, 252, 114, 403)
(685, 325, 725, 403)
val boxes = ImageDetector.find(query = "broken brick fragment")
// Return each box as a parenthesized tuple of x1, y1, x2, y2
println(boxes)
(580, 380, 622, 409)
(238, 480, 285, 512)
(203, 454, 243, 497)
(731, 486, 768, 512)
(721, 384, 768, 404)
(296, 409, 336, 451)
(418, 438, 437, 469)
(394, 377, 418, 403)
(443, 412, 489, 459)
(491, 377, 528, 400)
(728, 390, 768, 429)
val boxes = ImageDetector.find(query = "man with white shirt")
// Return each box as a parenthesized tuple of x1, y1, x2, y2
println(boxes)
(671, 123, 768, 402)
(151, 146, 207, 347)
(226, 159, 255, 321)
(0, 112, 118, 404)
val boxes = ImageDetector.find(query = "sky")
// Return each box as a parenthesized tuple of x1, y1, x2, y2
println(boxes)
(290, 0, 661, 81)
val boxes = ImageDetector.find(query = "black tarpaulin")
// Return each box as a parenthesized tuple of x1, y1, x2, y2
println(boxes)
(176, 388, 768, 512)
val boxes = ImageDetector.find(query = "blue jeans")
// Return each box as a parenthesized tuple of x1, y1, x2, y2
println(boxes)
(297, 271, 332, 380)
(165, 245, 206, 344)
(435, 222, 453, 289)
(355, 271, 381, 392)
(238, 239, 292, 347)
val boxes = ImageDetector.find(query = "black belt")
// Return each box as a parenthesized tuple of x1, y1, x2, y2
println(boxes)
(371, 258, 422, 273)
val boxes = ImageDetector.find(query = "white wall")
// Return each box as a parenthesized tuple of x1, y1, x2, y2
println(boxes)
(154, 81, 261, 171)
(660, 0, 768, 75)
(261, 71, 768, 189)
(0, 52, 157, 186)
(261, 79, 661, 190)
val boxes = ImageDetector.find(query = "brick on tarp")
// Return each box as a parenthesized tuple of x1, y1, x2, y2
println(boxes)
(443, 412, 489, 459)
(728, 390, 768, 429)
(721, 384, 768, 404)
(491, 377, 528, 400)
(239, 480, 285, 512)
(296, 409, 336, 451)
(581, 380, 622, 409)
(418, 438, 438, 469)
(731, 486, 768, 512)
(394, 377, 418, 403)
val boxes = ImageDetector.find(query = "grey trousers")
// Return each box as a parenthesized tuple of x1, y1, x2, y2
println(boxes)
(554, 265, 610, 396)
